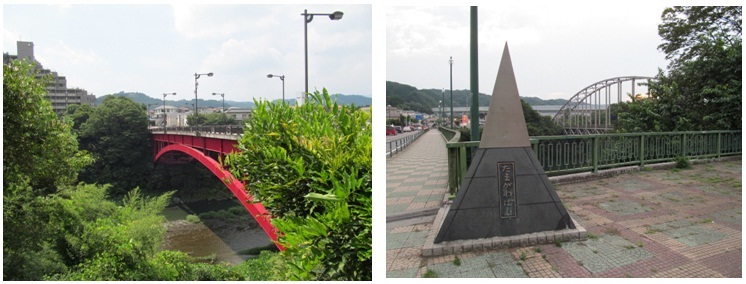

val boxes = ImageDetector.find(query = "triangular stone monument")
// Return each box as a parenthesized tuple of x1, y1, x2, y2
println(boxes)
(434, 42, 575, 243)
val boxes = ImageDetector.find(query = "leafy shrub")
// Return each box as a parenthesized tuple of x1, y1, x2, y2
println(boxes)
(185, 214, 201, 223)
(675, 156, 691, 169)
(225, 89, 371, 280)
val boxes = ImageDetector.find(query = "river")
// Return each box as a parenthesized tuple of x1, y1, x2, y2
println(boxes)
(160, 199, 274, 265)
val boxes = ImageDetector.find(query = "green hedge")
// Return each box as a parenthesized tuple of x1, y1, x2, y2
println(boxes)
(225, 89, 371, 280)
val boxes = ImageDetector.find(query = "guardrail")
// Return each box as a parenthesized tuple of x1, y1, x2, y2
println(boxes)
(445, 130, 742, 194)
(386, 129, 427, 157)
(150, 125, 245, 136)
(438, 126, 460, 142)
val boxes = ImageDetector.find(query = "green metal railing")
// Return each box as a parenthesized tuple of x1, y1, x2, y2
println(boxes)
(445, 131, 741, 194)
(438, 126, 460, 142)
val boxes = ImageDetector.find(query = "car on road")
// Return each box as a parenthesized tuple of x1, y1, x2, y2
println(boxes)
(395, 126, 403, 133)
(403, 126, 412, 132)
(386, 126, 397, 135)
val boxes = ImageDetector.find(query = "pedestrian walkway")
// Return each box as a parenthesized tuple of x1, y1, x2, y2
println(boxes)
(387, 156, 742, 278)
(386, 129, 449, 218)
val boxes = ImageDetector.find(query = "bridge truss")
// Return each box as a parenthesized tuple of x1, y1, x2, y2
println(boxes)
(552, 76, 656, 135)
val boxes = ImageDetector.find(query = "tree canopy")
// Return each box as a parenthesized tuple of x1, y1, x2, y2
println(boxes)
(618, 6, 741, 132)
(74, 96, 154, 196)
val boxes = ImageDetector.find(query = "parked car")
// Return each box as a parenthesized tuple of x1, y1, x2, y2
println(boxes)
(395, 126, 403, 133)
(386, 125, 397, 135)
(403, 126, 412, 132)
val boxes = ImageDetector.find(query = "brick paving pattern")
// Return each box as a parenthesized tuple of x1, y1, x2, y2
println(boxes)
(387, 143, 742, 278)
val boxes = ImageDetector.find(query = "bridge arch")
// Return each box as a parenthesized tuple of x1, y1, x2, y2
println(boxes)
(552, 76, 656, 134)
(154, 144, 282, 250)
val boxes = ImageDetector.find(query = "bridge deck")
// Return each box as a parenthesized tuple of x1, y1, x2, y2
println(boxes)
(386, 129, 449, 219)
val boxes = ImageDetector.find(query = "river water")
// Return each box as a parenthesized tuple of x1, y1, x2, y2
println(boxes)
(160, 199, 274, 265)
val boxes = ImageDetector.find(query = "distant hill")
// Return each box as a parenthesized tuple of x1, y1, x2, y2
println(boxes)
(283, 94, 371, 106)
(386, 81, 568, 114)
(97, 92, 370, 109)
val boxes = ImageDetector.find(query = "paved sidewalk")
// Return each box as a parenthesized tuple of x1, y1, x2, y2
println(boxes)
(387, 158, 742, 278)
(386, 129, 449, 218)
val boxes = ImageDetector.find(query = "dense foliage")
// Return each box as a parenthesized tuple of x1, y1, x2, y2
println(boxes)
(72, 96, 154, 196)
(617, 6, 741, 132)
(3, 59, 282, 281)
(225, 89, 372, 280)
(186, 112, 236, 126)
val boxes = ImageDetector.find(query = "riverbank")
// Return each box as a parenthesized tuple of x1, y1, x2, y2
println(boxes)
(161, 200, 274, 265)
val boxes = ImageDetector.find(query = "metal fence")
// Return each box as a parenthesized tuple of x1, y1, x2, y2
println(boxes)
(150, 125, 245, 136)
(445, 130, 742, 194)
(386, 130, 427, 157)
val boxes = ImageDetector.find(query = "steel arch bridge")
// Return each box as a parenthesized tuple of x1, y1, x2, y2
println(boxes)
(151, 128, 283, 251)
(552, 76, 656, 135)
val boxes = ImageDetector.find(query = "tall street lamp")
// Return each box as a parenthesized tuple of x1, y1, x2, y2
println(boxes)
(439, 100, 442, 126)
(194, 72, 214, 124)
(302, 9, 343, 100)
(267, 74, 285, 102)
(162, 92, 176, 132)
(450, 56, 454, 129)
(212, 93, 225, 113)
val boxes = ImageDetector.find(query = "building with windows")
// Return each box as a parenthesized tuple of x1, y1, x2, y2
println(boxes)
(3, 41, 95, 114)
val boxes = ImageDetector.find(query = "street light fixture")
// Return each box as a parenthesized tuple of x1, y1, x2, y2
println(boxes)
(267, 74, 286, 102)
(212, 92, 225, 113)
(162, 92, 176, 133)
(194, 72, 214, 123)
(450, 56, 454, 129)
(302, 9, 343, 100)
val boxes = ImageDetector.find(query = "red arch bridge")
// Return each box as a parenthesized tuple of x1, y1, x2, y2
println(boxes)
(151, 125, 283, 251)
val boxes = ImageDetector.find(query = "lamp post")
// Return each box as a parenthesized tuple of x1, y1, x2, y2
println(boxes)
(387, 105, 391, 125)
(302, 9, 343, 100)
(212, 92, 225, 113)
(194, 72, 213, 124)
(450, 56, 454, 129)
(162, 92, 176, 133)
(439, 100, 442, 126)
(267, 74, 285, 102)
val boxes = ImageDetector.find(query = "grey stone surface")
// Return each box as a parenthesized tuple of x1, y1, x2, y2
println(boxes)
(480, 43, 530, 148)
(434, 43, 575, 243)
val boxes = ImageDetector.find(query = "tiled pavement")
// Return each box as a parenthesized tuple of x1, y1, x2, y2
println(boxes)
(387, 146, 742, 278)
(386, 130, 449, 217)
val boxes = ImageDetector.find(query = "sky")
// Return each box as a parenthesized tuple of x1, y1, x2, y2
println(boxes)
(3, 4, 372, 103)
(387, 3, 677, 101)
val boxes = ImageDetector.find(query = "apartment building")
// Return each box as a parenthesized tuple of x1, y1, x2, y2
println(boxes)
(3, 41, 96, 114)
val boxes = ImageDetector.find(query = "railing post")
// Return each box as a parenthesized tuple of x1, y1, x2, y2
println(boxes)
(458, 145, 467, 194)
(639, 134, 646, 167)
(716, 132, 722, 158)
(592, 135, 599, 173)
(681, 133, 687, 158)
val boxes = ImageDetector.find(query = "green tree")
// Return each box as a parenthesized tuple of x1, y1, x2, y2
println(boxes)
(77, 96, 153, 196)
(3, 60, 93, 280)
(65, 103, 96, 131)
(619, 6, 741, 132)
(224, 89, 372, 280)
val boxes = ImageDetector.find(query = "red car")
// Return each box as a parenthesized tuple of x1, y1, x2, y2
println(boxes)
(386, 126, 397, 135)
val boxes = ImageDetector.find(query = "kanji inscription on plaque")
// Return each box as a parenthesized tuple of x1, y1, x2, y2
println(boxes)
(498, 161, 517, 218)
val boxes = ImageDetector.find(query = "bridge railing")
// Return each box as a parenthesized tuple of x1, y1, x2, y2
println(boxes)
(151, 125, 245, 136)
(438, 126, 461, 142)
(387, 129, 427, 157)
(445, 130, 741, 194)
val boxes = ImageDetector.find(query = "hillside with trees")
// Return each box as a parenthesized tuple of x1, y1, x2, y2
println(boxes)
(98, 91, 371, 110)
(386, 81, 569, 114)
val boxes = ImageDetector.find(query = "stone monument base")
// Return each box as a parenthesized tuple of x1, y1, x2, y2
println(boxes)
(422, 202, 587, 257)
